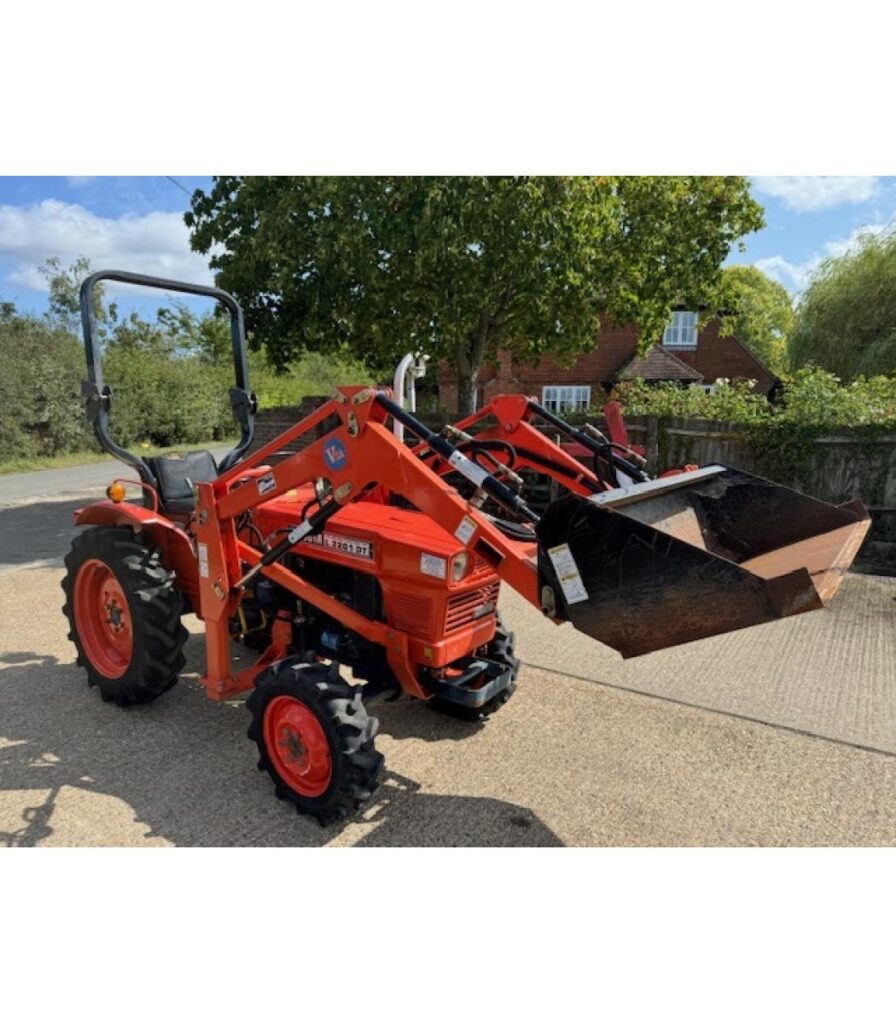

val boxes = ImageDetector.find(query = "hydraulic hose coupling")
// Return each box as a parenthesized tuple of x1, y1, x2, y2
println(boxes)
(442, 425, 524, 488)
(582, 422, 610, 445)
(443, 424, 474, 444)
(582, 421, 647, 468)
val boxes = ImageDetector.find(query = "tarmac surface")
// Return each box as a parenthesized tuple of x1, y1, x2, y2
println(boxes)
(1, 465, 894, 846)
(0, 448, 233, 506)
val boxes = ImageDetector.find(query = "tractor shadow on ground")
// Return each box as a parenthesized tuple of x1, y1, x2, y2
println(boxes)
(0, 642, 563, 848)
(0, 498, 87, 572)
(371, 694, 489, 744)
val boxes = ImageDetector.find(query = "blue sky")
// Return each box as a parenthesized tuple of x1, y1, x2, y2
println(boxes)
(1, 176, 894, 319)
(0, 176, 216, 318)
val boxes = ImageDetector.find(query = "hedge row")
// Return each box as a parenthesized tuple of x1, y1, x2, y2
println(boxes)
(0, 312, 371, 462)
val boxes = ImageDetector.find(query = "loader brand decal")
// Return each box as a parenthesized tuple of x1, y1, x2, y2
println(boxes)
(547, 543, 589, 604)
(197, 542, 210, 579)
(454, 515, 477, 545)
(323, 438, 348, 471)
(303, 531, 373, 559)
(420, 552, 447, 579)
(257, 472, 277, 497)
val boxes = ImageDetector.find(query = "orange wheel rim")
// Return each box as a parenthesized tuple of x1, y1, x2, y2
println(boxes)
(73, 559, 133, 678)
(263, 695, 333, 797)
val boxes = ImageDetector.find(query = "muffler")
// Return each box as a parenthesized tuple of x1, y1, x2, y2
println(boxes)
(536, 465, 870, 657)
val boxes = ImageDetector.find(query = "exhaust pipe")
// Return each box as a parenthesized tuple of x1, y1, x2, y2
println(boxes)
(536, 465, 871, 658)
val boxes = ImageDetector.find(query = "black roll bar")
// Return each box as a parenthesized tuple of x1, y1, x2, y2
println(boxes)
(79, 269, 257, 483)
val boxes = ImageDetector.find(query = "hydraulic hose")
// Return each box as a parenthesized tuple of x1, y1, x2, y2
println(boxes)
(422, 438, 603, 495)
(527, 400, 650, 483)
(376, 393, 539, 524)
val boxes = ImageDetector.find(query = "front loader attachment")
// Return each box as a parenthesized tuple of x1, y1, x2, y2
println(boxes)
(535, 465, 870, 658)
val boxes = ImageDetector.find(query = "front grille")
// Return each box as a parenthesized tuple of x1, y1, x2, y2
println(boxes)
(469, 555, 494, 581)
(445, 582, 500, 633)
(390, 594, 436, 636)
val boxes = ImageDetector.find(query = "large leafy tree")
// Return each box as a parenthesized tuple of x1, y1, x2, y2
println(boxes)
(186, 176, 763, 413)
(721, 264, 793, 374)
(789, 229, 896, 380)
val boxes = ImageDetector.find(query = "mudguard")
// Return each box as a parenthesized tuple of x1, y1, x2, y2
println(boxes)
(74, 500, 200, 608)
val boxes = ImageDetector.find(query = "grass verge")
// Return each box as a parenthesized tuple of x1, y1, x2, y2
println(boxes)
(0, 440, 237, 476)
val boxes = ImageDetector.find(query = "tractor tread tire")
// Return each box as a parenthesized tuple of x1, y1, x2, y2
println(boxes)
(62, 526, 187, 707)
(247, 659, 384, 826)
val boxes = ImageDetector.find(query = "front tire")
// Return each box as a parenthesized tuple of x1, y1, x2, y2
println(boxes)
(247, 659, 384, 825)
(61, 526, 188, 706)
(430, 613, 521, 721)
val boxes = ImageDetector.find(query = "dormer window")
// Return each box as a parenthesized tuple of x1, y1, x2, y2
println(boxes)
(663, 310, 698, 349)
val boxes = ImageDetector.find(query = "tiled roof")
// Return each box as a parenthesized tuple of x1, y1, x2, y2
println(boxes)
(615, 345, 704, 383)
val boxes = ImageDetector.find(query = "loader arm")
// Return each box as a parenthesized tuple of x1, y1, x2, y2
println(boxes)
(418, 394, 650, 498)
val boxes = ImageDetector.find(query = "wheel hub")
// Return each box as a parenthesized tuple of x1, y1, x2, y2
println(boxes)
(279, 727, 308, 768)
(106, 600, 125, 630)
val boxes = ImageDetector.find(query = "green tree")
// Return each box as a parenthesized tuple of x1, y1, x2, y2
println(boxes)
(156, 301, 233, 364)
(39, 256, 116, 333)
(186, 176, 764, 413)
(0, 310, 91, 459)
(720, 264, 793, 374)
(789, 229, 896, 379)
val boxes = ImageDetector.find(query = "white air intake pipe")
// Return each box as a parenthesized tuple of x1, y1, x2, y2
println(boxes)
(392, 352, 429, 442)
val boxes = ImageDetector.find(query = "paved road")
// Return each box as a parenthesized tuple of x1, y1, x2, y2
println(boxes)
(0, 449, 233, 505)
(1, 484, 894, 846)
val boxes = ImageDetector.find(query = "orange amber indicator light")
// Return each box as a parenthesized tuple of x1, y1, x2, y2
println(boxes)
(106, 482, 127, 503)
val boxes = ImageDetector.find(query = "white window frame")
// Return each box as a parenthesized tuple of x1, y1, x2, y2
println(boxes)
(663, 310, 698, 349)
(541, 385, 592, 413)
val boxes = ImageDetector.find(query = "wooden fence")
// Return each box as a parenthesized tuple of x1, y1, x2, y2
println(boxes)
(575, 413, 895, 573)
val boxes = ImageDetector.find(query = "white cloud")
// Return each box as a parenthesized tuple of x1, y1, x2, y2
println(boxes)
(754, 255, 816, 292)
(823, 221, 887, 258)
(755, 220, 891, 294)
(752, 176, 880, 212)
(0, 199, 214, 293)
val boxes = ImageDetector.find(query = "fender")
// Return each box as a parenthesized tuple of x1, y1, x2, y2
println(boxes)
(74, 500, 201, 611)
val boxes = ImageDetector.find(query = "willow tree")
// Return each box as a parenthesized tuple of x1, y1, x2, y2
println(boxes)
(186, 176, 763, 413)
(790, 229, 896, 380)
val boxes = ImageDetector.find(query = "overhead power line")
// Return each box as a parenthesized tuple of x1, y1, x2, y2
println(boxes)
(165, 175, 192, 198)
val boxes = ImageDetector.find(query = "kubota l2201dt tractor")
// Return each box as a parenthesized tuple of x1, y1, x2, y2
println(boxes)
(62, 272, 870, 823)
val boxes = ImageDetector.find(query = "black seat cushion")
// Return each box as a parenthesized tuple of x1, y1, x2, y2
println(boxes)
(146, 450, 218, 513)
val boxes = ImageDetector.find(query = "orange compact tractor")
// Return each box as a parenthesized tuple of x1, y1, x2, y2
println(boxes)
(63, 272, 871, 823)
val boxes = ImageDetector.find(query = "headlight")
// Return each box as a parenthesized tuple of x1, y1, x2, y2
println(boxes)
(451, 551, 469, 582)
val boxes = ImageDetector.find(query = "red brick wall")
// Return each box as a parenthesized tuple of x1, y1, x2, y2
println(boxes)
(245, 396, 328, 464)
(672, 324, 777, 395)
(437, 318, 777, 413)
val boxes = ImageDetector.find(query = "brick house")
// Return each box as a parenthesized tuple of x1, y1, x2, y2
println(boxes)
(437, 310, 778, 414)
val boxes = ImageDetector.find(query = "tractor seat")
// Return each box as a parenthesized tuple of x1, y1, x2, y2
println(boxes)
(145, 450, 219, 513)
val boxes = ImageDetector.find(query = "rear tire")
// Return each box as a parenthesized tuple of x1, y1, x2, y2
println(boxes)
(247, 659, 384, 825)
(62, 526, 188, 706)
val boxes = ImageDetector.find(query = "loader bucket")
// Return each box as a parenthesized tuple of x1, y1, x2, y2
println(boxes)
(535, 465, 871, 658)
